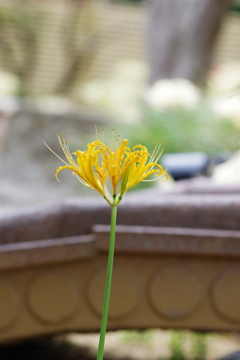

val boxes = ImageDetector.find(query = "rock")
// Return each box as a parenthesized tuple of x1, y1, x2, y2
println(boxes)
(0, 100, 110, 213)
(217, 352, 240, 360)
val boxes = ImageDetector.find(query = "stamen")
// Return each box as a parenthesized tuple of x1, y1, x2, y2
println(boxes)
(62, 137, 79, 170)
(114, 137, 118, 155)
(42, 136, 69, 166)
(150, 142, 162, 163)
(102, 129, 104, 143)
(111, 129, 115, 151)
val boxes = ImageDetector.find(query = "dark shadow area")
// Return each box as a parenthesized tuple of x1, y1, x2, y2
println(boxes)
(0, 338, 95, 360)
(0, 337, 133, 360)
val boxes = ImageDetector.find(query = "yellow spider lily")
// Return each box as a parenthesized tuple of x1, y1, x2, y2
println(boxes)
(44, 131, 168, 206)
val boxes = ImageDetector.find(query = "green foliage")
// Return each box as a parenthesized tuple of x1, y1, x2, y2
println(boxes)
(169, 330, 208, 360)
(125, 102, 240, 155)
(190, 332, 207, 360)
(168, 331, 207, 360)
(169, 331, 186, 360)
(121, 329, 155, 345)
(119, 330, 209, 360)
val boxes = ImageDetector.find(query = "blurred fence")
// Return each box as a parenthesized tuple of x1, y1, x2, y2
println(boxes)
(0, 0, 238, 98)
(0, 0, 96, 96)
(214, 12, 240, 63)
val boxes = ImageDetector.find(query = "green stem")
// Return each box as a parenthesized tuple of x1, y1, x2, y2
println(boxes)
(96, 205, 118, 360)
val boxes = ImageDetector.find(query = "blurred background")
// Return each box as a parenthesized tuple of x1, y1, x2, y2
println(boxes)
(0, 0, 240, 212)
(0, 1, 240, 358)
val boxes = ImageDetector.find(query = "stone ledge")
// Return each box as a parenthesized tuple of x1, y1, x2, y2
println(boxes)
(94, 224, 240, 258)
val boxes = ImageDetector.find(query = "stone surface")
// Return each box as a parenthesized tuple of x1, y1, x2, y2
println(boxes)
(0, 193, 239, 343)
(148, 264, 201, 319)
(87, 265, 140, 319)
(163, 177, 240, 194)
(0, 280, 20, 331)
(94, 224, 240, 257)
(212, 269, 240, 323)
(27, 271, 80, 324)
(0, 234, 94, 271)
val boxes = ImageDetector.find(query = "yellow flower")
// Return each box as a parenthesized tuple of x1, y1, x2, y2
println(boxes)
(44, 131, 168, 206)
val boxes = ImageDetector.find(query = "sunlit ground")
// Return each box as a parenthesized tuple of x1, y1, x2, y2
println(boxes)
(1, 330, 240, 360)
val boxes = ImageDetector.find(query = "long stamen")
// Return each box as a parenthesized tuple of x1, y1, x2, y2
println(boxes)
(42, 135, 69, 166)
(114, 137, 118, 153)
(61, 137, 78, 170)
(150, 144, 158, 162)
(147, 143, 163, 175)
(150, 143, 160, 163)
(110, 129, 115, 152)
(151, 145, 163, 169)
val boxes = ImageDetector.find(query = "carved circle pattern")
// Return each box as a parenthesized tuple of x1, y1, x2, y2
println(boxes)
(0, 279, 19, 331)
(27, 271, 79, 324)
(149, 264, 201, 319)
(212, 269, 240, 323)
(87, 265, 140, 319)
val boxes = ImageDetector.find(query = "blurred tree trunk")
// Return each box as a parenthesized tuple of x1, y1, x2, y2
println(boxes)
(147, 0, 232, 86)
